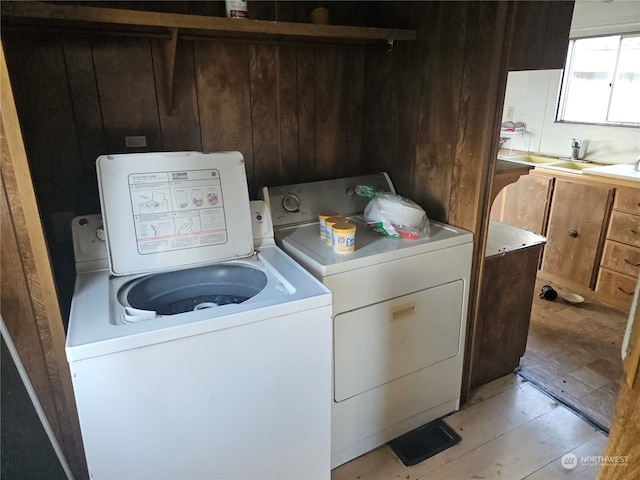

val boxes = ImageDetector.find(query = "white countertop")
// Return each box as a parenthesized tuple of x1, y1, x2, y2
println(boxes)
(583, 163, 640, 183)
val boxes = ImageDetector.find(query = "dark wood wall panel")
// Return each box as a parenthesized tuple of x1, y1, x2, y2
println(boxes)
(362, 48, 395, 176)
(248, 44, 281, 191)
(276, 46, 302, 187)
(3, 35, 84, 227)
(62, 39, 106, 215)
(314, 48, 351, 180)
(194, 42, 255, 191)
(346, 49, 365, 175)
(449, 1, 510, 230)
(296, 47, 316, 183)
(151, 39, 202, 152)
(411, 2, 466, 223)
(92, 37, 162, 153)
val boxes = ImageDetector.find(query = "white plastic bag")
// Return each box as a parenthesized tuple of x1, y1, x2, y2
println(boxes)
(356, 186, 431, 239)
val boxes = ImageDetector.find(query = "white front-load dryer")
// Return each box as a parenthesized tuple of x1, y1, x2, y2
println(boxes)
(66, 152, 332, 480)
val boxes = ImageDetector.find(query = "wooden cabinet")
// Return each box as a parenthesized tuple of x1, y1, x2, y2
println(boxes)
(472, 221, 546, 388)
(494, 165, 640, 310)
(596, 189, 640, 309)
(491, 172, 553, 235)
(509, 1, 575, 71)
(540, 179, 613, 289)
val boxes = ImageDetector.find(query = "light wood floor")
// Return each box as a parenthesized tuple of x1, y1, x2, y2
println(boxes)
(331, 374, 607, 480)
(519, 275, 627, 431)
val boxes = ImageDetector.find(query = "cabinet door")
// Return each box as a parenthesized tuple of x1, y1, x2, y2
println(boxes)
(509, 1, 574, 71)
(500, 174, 554, 235)
(541, 180, 613, 288)
(472, 244, 543, 388)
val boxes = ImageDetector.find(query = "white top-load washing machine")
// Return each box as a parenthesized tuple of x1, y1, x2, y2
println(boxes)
(66, 152, 332, 480)
(262, 174, 473, 468)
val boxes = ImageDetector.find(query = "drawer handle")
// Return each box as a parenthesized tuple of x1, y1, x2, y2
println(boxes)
(624, 259, 640, 267)
(632, 229, 640, 235)
(568, 229, 578, 238)
(390, 302, 419, 321)
(618, 287, 634, 296)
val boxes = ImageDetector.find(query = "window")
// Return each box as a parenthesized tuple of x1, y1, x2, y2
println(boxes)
(557, 34, 640, 126)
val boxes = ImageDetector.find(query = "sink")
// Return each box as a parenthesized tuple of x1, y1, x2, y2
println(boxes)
(499, 155, 560, 165)
(498, 153, 602, 175)
(542, 161, 596, 173)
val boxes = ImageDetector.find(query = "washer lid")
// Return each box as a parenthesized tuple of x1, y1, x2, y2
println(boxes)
(97, 151, 253, 276)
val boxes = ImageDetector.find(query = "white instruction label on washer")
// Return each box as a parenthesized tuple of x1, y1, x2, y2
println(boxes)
(128, 169, 226, 254)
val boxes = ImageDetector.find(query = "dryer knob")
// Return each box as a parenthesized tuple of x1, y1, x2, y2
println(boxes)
(282, 194, 301, 213)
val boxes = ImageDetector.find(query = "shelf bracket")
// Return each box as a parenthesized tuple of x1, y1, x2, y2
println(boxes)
(387, 38, 394, 52)
(163, 27, 178, 116)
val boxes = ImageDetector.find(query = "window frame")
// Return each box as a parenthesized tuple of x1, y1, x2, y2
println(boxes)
(556, 32, 640, 128)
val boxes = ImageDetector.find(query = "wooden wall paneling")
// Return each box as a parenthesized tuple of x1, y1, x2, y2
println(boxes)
(277, 46, 303, 187)
(248, 0, 298, 22)
(194, 42, 254, 190)
(385, 39, 421, 197)
(92, 36, 162, 153)
(145, 1, 192, 15)
(449, 1, 509, 231)
(314, 47, 350, 180)
(249, 44, 286, 192)
(151, 39, 202, 152)
(359, 1, 431, 199)
(1, 179, 64, 448)
(346, 48, 365, 178)
(446, 1, 515, 402)
(296, 47, 316, 183)
(185, 1, 225, 18)
(411, 1, 466, 223)
(362, 1, 425, 199)
(247, 43, 302, 191)
(2, 34, 85, 234)
(362, 48, 397, 178)
(1, 42, 88, 479)
(62, 38, 107, 215)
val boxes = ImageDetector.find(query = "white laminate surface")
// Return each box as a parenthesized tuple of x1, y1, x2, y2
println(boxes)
(583, 163, 640, 183)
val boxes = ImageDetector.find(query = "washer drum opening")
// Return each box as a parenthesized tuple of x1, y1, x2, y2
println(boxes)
(121, 264, 268, 315)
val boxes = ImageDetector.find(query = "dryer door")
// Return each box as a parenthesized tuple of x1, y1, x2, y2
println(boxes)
(333, 280, 464, 402)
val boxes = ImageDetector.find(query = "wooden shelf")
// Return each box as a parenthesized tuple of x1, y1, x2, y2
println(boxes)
(1, 1, 417, 45)
(1, 1, 416, 117)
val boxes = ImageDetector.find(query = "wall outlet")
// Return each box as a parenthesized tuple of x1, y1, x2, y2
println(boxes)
(505, 106, 514, 120)
(125, 135, 147, 148)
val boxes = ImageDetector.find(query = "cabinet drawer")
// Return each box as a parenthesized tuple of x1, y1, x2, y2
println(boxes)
(613, 189, 640, 215)
(607, 211, 640, 248)
(601, 241, 640, 278)
(596, 268, 637, 310)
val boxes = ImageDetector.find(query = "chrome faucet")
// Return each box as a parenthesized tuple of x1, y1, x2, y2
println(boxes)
(571, 138, 586, 160)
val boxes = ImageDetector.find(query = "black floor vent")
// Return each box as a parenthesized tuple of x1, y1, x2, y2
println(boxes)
(387, 418, 461, 467)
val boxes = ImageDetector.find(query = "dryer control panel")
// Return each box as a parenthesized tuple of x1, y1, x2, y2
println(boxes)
(262, 173, 395, 228)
